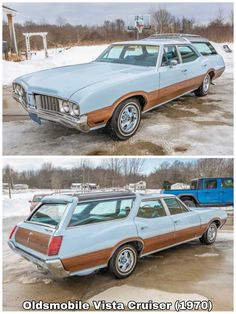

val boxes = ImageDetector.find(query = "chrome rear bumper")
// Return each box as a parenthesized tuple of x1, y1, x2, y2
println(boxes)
(8, 240, 69, 278)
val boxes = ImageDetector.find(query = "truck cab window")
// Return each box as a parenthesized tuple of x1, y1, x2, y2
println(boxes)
(205, 179, 217, 189)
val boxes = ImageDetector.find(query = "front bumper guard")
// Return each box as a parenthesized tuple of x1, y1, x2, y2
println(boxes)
(8, 240, 69, 278)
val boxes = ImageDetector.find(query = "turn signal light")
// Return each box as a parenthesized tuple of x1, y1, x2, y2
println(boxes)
(9, 225, 17, 239)
(48, 236, 63, 256)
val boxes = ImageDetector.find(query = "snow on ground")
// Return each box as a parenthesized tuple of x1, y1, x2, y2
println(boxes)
(2, 42, 233, 86)
(3, 44, 108, 86)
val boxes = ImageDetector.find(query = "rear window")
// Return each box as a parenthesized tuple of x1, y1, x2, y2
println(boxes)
(192, 42, 217, 56)
(29, 203, 67, 226)
(68, 198, 134, 227)
(221, 178, 233, 188)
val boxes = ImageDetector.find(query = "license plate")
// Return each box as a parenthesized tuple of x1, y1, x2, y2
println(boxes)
(29, 113, 41, 125)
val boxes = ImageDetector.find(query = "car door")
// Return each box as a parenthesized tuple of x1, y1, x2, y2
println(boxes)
(197, 178, 221, 204)
(163, 197, 202, 243)
(134, 198, 175, 255)
(158, 45, 188, 102)
(219, 178, 234, 204)
(176, 44, 205, 89)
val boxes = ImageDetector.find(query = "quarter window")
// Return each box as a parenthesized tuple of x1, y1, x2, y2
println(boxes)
(221, 179, 233, 188)
(29, 203, 67, 226)
(161, 46, 180, 66)
(192, 42, 217, 56)
(205, 179, 217, 189)
(164, 198, 188, 215)
(178, 45, 198, 63)
(68, 198, 134, 226)
(137, 199, 166, 218)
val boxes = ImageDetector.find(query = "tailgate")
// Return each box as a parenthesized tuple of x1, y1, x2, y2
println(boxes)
(12, 222, 55, 258)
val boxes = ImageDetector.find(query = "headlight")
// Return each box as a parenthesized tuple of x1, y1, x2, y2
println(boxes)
(71, 103, 80, 116)
(61, 101, 70, 113)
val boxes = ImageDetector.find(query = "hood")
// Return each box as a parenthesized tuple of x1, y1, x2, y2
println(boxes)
(15, 62, 151, 99)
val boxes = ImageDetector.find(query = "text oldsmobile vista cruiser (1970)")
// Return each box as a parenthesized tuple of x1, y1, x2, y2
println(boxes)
(12, 34, 225, 140)
(8, 191, 227, 278)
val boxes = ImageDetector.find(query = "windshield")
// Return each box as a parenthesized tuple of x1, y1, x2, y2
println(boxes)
(96, 44, 159, 67)
(69, 198, 134, 227)
(29, 203, 67, 226)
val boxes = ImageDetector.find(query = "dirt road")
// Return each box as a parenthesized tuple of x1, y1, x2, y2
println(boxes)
(3, 216, 233, 311)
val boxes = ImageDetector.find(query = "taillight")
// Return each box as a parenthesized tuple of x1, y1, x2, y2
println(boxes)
(48, 236, 63, 256)
(9, 225, 17, 239)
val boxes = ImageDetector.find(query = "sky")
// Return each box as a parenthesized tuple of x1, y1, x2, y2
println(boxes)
(3, 157, 197, 175)
(3, 2, 233, 26)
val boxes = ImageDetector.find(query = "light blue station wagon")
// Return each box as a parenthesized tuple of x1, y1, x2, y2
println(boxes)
(8, 191, 227, 279)
(12, 34, 225, 140)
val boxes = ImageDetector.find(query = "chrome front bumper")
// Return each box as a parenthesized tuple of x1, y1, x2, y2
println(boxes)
(8, 240, 69, 278)
(12, 92, 91, 133)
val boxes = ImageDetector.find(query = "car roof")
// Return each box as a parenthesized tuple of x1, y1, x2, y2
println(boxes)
(112, 39, 190, 46)
(40, 191, 177, 204)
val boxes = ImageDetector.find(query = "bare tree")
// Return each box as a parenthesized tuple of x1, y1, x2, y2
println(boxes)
(151, 7, 175, 33)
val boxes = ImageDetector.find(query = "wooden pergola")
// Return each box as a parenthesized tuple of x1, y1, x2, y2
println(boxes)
(23, 32, 49, 60)
(3, 5, 18, 54)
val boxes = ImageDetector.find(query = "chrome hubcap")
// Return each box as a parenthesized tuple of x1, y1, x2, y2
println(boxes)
(208, 225, 216, 241)
(119, 104, 139, 134)
(117, 249, 135, 273)
(203, 74, 210, 92)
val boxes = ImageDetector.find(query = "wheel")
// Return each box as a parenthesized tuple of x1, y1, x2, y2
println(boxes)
(199, 222, 218, 245)
(109, 244, 138, 279)
(107, 98, 141, 141)
(182, 198, 196, 207)
(194, 73, 211, 97)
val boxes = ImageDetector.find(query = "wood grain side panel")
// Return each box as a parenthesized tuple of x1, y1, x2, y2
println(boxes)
(15, 227, 51, 255)
(87, 74, 205, 126)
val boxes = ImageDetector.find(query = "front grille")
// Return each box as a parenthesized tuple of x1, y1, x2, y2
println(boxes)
(36, 94, 60, 112)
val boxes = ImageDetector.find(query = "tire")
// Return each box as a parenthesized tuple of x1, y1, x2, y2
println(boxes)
(182, 198, 196, 208)
(199, 222, 218, 245)
(194, 73, 211, 97)
(109, 244, 138, 279)
(106, 98, 141, 141)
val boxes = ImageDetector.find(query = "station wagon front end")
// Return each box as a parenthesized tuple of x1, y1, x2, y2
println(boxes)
(12, 34, 225, 141)
(8, 192, 227, 279)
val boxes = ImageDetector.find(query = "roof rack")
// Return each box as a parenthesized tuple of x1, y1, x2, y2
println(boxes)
(147, 33, 201, 39)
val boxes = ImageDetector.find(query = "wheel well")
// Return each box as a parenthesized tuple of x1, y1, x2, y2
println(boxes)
(208, 71, 215, 80)
(211, 219, 221, 228)
(125, 95, 146, 111)
(112, 240, 144, 258)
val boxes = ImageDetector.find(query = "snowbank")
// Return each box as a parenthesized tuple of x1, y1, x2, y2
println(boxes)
(2, 42, 233, 86)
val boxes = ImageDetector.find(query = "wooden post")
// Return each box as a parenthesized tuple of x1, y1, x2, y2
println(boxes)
(7, 14, 18, 55)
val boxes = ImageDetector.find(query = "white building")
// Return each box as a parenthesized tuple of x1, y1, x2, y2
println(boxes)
(13, 184, 29, 190)
(127, 181, 146, 191)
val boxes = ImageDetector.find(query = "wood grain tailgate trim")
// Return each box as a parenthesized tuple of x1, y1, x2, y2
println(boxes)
(15, 227, 51, 255)
(61, 224, 210, 272)
(87, 73, 205, 127)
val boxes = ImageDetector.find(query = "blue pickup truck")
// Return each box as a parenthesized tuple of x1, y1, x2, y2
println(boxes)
(163, 177, 233, 207)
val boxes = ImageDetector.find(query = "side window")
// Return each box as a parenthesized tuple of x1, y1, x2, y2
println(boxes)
(221, 179, 233, 188)
(161, 46, 180, 66)
(205, 179, 217, 189)
(164, 198, 188, 215)
(178, 45, 198, 63)
(192, 42, 217, 56)
(68, 198, 134, 227)
(137, 199, 166, 219)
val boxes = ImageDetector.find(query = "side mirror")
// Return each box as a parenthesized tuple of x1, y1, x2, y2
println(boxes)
(169, 59, 178, 67)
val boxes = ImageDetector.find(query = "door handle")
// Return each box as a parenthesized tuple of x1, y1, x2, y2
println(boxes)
(202, 64, 207, 67)
(140, 226, 148, 230)
(181, 69, 187, 73)
(173, 220, 180, 224)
